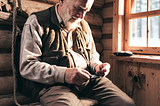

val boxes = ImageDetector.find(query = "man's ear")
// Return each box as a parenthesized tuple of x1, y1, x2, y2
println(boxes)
(59, 0, 64, 5)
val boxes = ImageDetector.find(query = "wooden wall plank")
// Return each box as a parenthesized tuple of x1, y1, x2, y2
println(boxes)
(100, 50, 112, 80)
(0, 54, 11, 71)
(93, 0, 105, 8)
(102, 7, 113, 19)
(0, 71, 12, 77)
(95, 41, 103, 53)
(37, 0, 104, 9)
(91, 28, 102, 39)
(0, 30, 12, 49)
(102, 23, 113, 34)
(112, 0, 118, 52)
(46, 0, 59, 4)
(105, 0, 113, 3)
(101, 49, 112, 63)
(101, 39, 112, 50)
(0, 11, 26, 27)
(146, 64, 159, 106)
(0, 76, 13, 95)
(112, 60, 125, 91)
(125, 62, 134, 97)
(21, 0, 52, 15)
(0, 28, 102, 49)
(85, 12, 103, 26)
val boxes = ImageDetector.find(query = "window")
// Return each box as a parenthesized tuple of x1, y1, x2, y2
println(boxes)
(125, 0, 160, 54)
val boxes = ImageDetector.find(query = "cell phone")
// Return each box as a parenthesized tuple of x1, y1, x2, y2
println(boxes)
(90, 75, 101, 79)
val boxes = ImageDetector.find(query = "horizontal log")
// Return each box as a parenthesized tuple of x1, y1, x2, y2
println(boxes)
(102, 7, 113, 19)
(0, 54, 12, 71)
(0, 93, 36, 106)
(89, 8, 98, 14)
(93, 0, 105, 8)
(102, 23, 113, 34)
(85, 12, 103, 26)
(100, 49, 112, 63)
(6, 0, 103, 26)
(0, 76, 13, 95)
(105, 0, 113, 3)
(46, 0, 59, 4)
(0, 30, 12, 49)
(36, 0, 104, 9)
(90, 25, 100, 29)
(21, 0, 53, 15)
(22, 0, 103, 26)
(0, 71, 12, 77)
(0, 28, 102, 48)
(102, 34, 112, 39)
(91, 28, 102, 39)
(101, 38, 112, 50)
(0, 11, 26, 26)
(0, 48, 11, 54)
(95, 41, 103, 53)
(0, 24, 12, 30)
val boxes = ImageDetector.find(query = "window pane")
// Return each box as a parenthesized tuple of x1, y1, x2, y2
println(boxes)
(149, 16, 160, 47)
(130, 18, 147, 47)
(131, 0, 147, 13)
(150, 0, 160, 11)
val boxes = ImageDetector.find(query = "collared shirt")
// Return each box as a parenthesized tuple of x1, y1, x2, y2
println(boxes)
(19, 4, 102, 85)
(55, 4, 88, 68)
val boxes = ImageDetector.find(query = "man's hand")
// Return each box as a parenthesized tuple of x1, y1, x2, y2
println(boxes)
(65, 68, 92, 85)
(95, 63, 110, 77)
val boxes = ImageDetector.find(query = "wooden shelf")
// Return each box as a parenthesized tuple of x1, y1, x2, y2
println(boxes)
(110, 54, 160, 64)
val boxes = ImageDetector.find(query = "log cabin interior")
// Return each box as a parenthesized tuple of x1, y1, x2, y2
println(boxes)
(0, 0, 160, 106)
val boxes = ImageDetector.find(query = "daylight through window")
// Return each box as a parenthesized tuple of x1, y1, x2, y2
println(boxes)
(125, 0, 160, 54)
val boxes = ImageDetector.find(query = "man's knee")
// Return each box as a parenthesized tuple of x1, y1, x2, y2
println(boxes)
(102, 93, 135, 106)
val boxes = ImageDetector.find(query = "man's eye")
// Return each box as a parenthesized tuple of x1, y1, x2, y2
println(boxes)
(74, 6, 81, 11)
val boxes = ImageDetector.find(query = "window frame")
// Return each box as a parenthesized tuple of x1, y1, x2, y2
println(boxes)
(113, 0, 160, 55)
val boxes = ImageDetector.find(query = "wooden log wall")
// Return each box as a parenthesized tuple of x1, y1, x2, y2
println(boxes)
(100, 0, 113, 79)
(0, 0, 105, 105)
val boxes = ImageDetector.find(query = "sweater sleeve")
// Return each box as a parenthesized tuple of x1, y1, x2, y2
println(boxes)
(19, 14, 66, 84)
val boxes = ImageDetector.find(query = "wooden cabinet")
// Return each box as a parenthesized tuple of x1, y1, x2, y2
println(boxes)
(110, 55, 160, 106)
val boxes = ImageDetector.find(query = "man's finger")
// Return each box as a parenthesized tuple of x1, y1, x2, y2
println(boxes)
(81, 69, 92, 76)
(77, 72, 90, 82)
(101, 66, 107, 72)
(74, 80, 83, 85)
(74, 76, 84, 85)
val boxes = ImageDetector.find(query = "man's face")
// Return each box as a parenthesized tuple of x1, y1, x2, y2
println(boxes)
(59, 0, 94, 31)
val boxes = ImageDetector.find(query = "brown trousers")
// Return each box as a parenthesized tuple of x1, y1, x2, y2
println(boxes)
(39, 77, 135, 106)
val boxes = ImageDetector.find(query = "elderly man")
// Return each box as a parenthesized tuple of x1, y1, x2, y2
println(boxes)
(19, 0, 135, 105)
